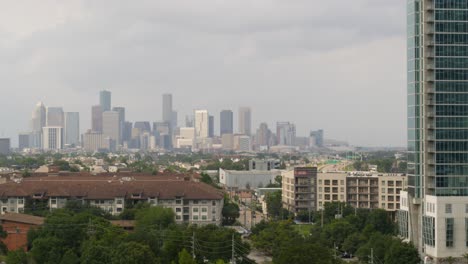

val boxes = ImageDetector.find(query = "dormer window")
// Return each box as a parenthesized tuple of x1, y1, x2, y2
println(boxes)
(131, 193, 141, 199)
(33, 193, 43, 198)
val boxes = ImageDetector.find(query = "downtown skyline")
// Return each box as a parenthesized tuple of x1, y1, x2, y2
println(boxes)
(0, 1, 406, 147)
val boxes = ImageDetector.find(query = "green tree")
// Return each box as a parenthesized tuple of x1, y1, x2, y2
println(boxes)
(178, 249, 196, 264)
(135, 206, 176, 231)
(60, 249, 80, 264)
(111, 241, 158, 264)
(384, 239, 420, 264)
(6, 249, 28, 264)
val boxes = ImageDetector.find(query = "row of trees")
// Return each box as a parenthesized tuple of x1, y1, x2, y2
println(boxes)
(6, 205, 250, 264)
(250, 202, 420, 264)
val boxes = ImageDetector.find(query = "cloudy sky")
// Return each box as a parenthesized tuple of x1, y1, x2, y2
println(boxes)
(0, 0, 406, 147)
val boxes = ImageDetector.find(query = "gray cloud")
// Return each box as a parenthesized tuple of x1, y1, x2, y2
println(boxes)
(0, 0, 406, 146)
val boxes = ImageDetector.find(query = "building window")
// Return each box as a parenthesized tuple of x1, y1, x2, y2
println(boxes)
(318, 180, 322, 185)
(193, 215, 199, 221)
(446, 218, 454, 247)
(324, 180, 330, 185)
(193, 200, 199, 204)
(423, 215, 435, 247)
(176, 207, 182, 213)
(212, 201, 216, 206)
(176, 215, 181, 220)
(446, 204, 452, 214)
(201, 207, 207, 213)
(202, 215, 207, 220)
(193, 207, 199, 213)
(340, 180, 344, 185)
(116, 199, 123, 205)
(465, 204, 468, 214)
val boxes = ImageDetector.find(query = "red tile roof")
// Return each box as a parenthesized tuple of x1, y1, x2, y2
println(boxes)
(0, 213, 44, 226)
(0, 175, 224, 200)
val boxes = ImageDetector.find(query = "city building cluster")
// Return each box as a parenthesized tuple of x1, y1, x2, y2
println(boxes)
(10, 91, 325, 153)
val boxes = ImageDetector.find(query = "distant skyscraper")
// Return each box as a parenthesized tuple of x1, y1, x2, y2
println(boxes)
(102, 111, 120, 146)
(42, 127, 63, 150)
(112, 107, 125, 144)
(46, 107, 64, 127)
(220, 110, 233, 135)
(31, 102, 46, 132)
(18, 133, 30, 150)
(310, 129, 324, 147)
(162, 94, 173, 124)
(185, 115, 194, 127)
(0, 138, 10, 155)
(83, 130, 106, 152)
(276, 122, 296, 146)
(122, 121, 132, 143)
(171, 111, 178, 130)
(134, 121, 151, 132)
(208, 115, 214, 138)
(194, 110, 209, 139)
(238, 107, 251, 135)
(91, 105, 103, 132)
(30, 102, 46, 148)
(64, 112, 80, 146)
(100, 90, 111, 112)
(256, 123, 271, 148)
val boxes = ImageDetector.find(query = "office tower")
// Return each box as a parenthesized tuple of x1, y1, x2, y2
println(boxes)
(194, 110, 209, 139)
(0, 138, 10, 155)
(123, 121, 132, 142)
(238, 107, 251, 135)
(102, 111, 120, 147)
(112, 107, 125, 144)
(30, 102, 46, 148)
(221, 134, 234, 151)
(31, 102, 46, 132)
(220, 110, 233, 135)
(398, 1, 468, 261)
(162, 94, 173, 124)
(91, 105, 103, 132)
(172, 111, 178, 130)
(46, 107, 64, 127)
(238, 136, 251, 152)
(83, 130, 106, 152)
(100, 90, 111, 112)
(310, 129, 324, 148)
(18, 133, 30, 150)
(134, 121, 151, 132)
(185, 115, 194, 127)
(64, 112, 79, 146)
(276, 122, 296, 146)
(42, 127, 63, 150)
(256, 123, 271, 148)
(208, 115, 214, 138)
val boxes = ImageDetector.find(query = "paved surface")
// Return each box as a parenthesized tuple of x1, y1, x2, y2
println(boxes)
(247, 250, 272, 263)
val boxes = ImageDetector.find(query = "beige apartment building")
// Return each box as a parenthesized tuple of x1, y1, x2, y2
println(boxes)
(282, 167, 317, 214)
(316, 172, 406, 212)
(317, 173, 347, 210)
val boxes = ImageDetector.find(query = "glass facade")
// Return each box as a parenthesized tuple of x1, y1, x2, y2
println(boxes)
(408, 0, 468, 197)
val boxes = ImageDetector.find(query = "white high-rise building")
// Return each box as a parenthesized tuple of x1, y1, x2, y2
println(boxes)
(46, 107, 64, 127)
(64, 112, 80, 146)
(102, 111, 120, 147)
(30, 102, 46, 148)
(31, 102, 46, 132)
(194, 110, 209, 139)
(42, 127, 63, 150)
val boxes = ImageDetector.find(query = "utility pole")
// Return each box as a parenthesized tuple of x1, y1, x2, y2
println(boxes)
(231, 234, 236, 264)
(369, 248, 374, 264)
(321, 209, 324, 228)
(192, 232, 195, 259)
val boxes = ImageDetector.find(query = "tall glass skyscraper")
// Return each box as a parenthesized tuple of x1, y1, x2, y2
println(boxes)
(100, 90, 111, 112)
(400, 0, 468, 261)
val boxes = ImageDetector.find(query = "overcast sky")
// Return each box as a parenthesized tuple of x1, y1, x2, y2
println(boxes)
(0, 0, 406, 147)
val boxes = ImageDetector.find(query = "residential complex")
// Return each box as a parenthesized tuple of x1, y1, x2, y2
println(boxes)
(0, 175, 224, 226)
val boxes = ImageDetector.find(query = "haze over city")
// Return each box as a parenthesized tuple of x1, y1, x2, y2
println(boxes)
(0, 1, 406, 147)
